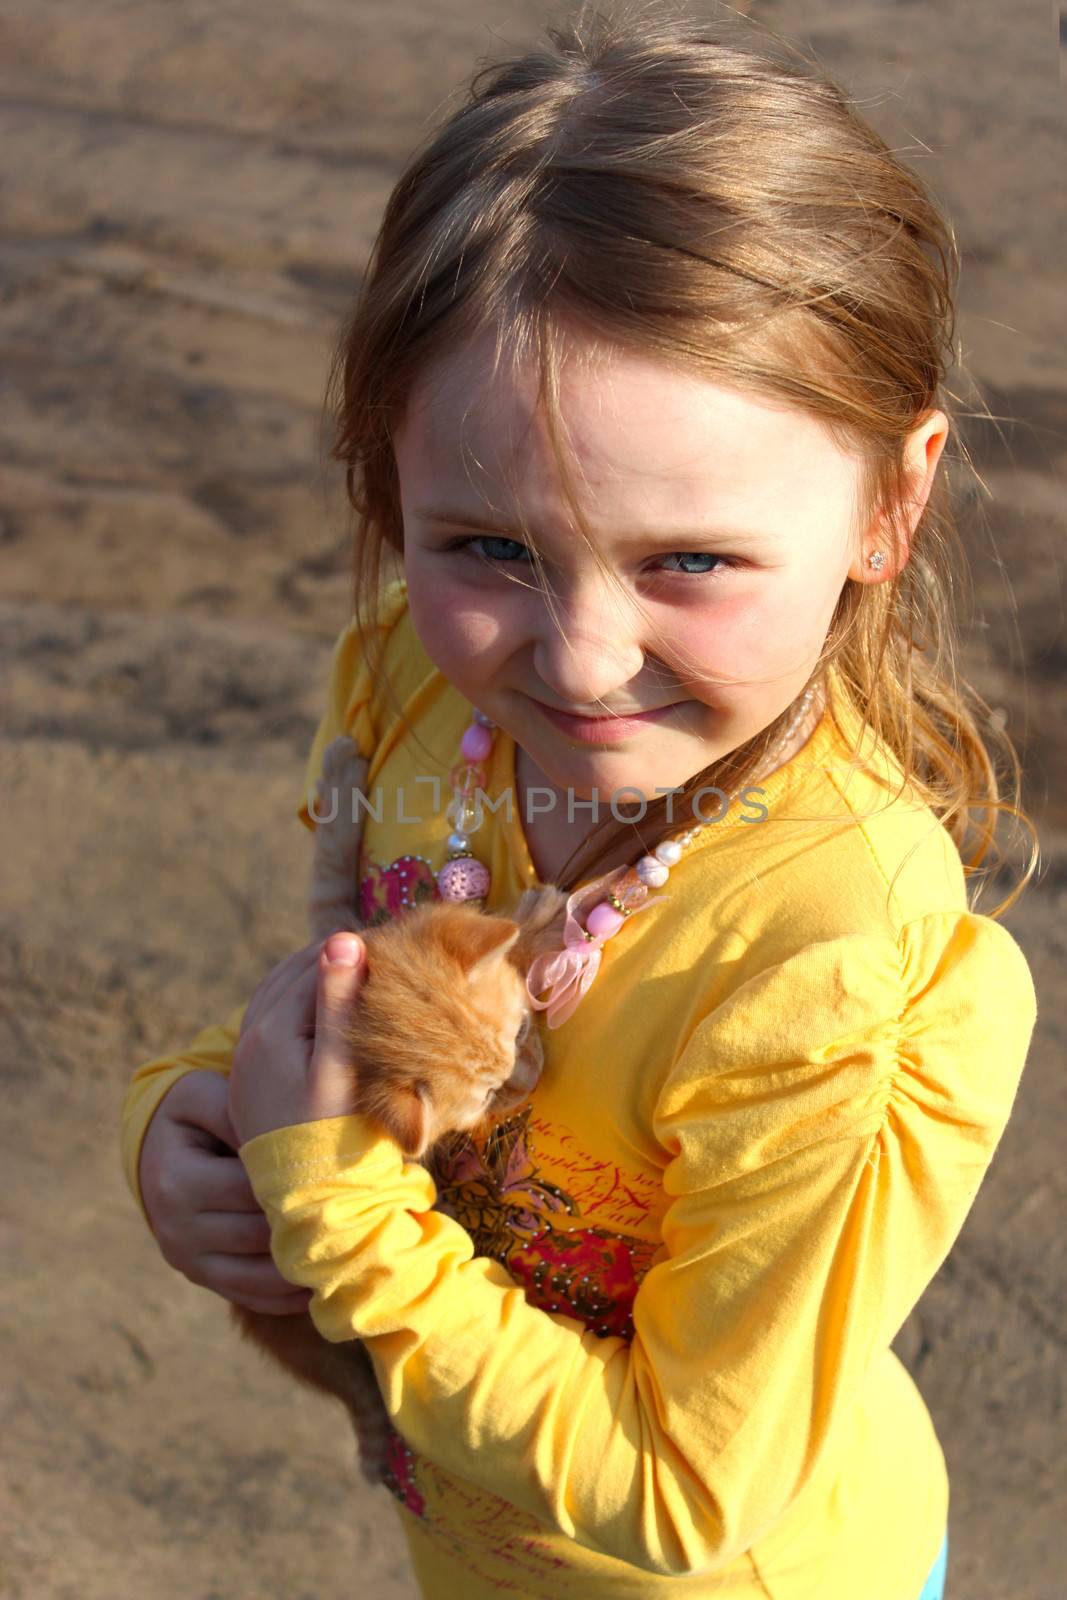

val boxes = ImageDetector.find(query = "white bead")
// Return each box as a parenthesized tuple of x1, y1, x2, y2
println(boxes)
(654, 840, 682, 866)
(636, 855, 669, 887)
(446, 798, 479, 833)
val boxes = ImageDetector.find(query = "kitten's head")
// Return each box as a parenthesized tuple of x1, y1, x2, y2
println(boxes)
(343, 903, 543, 1159)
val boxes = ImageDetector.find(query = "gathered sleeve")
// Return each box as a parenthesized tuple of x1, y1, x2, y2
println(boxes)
(239, 908, 1037, 1576)
(118, 579, 408, 1223)
(294, 576, 408, 833)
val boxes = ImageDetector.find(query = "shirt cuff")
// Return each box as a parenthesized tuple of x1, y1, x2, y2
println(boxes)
(239, 1112, 401, 1198)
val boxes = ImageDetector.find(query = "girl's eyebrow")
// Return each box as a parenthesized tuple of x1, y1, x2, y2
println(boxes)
(414, 506, 770, 546)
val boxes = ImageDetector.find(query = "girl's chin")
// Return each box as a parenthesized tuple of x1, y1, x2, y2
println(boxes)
(527, 744, 708, 804)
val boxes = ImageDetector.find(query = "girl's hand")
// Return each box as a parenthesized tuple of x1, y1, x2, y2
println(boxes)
(139, 1069, 313, 1315)
(228, 931, 367, 1148)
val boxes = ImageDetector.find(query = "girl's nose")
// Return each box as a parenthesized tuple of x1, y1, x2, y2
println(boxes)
(531, 585, 646, 710)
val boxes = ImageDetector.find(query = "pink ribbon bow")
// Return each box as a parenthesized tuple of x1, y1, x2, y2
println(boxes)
(525, 865, 670, 1028)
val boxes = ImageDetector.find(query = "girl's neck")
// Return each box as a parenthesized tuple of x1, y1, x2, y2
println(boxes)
(513, 744, 619, 885)
(513, 683, 828, 888)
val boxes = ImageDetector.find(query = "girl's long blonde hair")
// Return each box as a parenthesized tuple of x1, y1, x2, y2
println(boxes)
(323, 0, 1038, 916)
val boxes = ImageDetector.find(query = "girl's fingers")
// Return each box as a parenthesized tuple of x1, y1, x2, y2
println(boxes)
(167, 1068, 242, 1152)
(202, 1251, 310, 1301)
(197, 1209, 273, 1254)
(185, 1147, 265, 1212)
(229, 1291, 313, 1316)
(227, 932, 365, 1147)
(241, 939, 326, 1039)
(226, 1285, 314, 1316)
(308, 935, 367, 1100)
(266, 951, 324, 1051)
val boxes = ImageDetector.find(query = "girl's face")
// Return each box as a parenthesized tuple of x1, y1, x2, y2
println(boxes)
(393, 327, 931, 803)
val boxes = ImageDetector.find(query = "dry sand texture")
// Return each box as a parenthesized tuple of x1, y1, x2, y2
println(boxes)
(1, 2, 1064, 1596)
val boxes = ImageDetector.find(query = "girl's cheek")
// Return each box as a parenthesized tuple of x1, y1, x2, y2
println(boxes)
(660, 600, 750, 684)
(406, 571, 516, 673)
(658, 581, 820, 700)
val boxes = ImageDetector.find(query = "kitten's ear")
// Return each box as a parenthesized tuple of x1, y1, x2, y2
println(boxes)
(381, 1082, 432, 1158)
(463, 919, 521, 985)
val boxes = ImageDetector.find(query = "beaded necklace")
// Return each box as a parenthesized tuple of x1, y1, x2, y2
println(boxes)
(434, 687, 819, 1027)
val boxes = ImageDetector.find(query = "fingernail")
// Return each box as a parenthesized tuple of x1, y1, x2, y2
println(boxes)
(326, 933, 362, 967)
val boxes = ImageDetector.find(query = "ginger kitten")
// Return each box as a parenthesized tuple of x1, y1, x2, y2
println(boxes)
(230, 735, 568, 1483)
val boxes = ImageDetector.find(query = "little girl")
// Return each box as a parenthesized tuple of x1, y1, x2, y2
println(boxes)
(122, 8, 1039, 1598)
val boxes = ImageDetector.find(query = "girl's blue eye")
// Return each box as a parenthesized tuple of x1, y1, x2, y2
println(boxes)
(659, 553, 726, 579)
(454, 536, 732, 579)
(470, 536, 530, 563)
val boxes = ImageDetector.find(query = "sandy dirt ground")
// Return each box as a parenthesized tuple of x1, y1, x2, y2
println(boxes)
(1, 2, 1064, 1596)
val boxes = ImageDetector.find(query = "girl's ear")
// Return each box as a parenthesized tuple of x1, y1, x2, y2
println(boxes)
(381, 1081, 432, 1158)
(849, 408, 949, 583)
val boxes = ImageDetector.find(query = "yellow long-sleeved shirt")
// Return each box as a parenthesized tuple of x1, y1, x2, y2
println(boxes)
(121, 578, 1038, 1600)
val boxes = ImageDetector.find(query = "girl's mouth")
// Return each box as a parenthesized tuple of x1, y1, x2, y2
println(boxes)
(532, 699, 676, 743)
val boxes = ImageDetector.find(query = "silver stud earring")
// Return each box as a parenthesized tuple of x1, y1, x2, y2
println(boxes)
(867, 551, 887, 572)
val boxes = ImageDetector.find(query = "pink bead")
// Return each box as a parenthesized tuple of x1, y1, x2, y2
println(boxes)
(437, 856, 491, 902)
(586, 901, 625, 940)
(460, 723, 493, 762)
